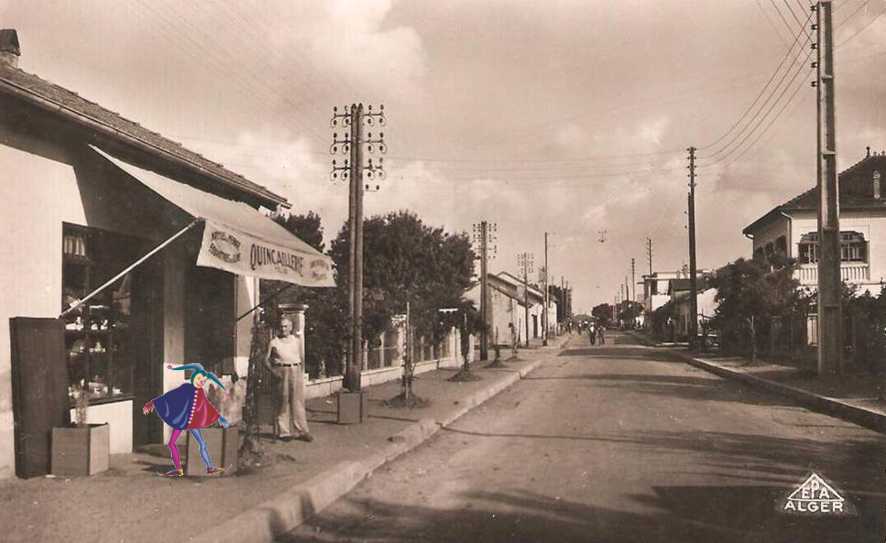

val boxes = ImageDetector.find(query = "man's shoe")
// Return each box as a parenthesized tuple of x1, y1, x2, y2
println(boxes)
(279, 435, 293, 442)
(162, 468, 184, 478)
(299, 433, 314, 442)
(206, 466, 226, 475)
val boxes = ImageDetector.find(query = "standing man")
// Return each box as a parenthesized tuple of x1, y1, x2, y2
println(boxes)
(264, 316, 313, 442)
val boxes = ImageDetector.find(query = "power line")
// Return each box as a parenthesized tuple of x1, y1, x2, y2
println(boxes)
(698, 8, 813, 152)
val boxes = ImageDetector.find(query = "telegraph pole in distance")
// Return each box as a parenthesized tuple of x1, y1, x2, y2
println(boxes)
(517, 252, 534, 347)
(631, 258, 636, 303)
(331, 103, 386, 392)
(647, 238, 653, 275)
(687, 146, 699, 352)
(814, 0, 842, 375)
(543, 232, 549, 346)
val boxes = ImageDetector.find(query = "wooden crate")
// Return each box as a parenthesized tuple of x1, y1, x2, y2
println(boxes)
(51, 424, 110, 477)
(185, 427, 238, 476)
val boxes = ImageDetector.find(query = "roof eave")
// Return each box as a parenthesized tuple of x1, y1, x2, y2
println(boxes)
(0, 79, 288, 209)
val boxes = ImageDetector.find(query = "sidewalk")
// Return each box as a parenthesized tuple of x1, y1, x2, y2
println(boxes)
(1, 335, 570, 543)
(627, 330, 886, 436)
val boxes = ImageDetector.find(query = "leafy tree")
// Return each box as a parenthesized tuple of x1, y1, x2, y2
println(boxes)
(709, 257, 803, 355)
(331, 210, 478, 349)
(592, 303, 613, 325)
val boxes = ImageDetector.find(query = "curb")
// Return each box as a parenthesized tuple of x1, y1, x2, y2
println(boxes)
(192, 357, 547, 543)
(670, 349, 886, 436)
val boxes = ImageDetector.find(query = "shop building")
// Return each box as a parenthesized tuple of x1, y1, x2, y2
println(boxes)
(0, 29, 333, 479)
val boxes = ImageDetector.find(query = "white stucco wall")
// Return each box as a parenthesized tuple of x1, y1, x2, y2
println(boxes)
(751, 214, 791, 257)
(0, 133, 231, 478)
(790, 210, 886, 292)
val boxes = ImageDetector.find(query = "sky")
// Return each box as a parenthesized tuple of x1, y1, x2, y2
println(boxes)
(2, 0, 886, 313)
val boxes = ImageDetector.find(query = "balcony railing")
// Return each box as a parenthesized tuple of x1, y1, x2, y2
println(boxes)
(795, 262, 870, 285)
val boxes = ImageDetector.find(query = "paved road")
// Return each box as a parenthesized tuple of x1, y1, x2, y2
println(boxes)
(281, 332, 886, 542)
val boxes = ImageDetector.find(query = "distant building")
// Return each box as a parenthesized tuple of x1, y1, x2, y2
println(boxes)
(466, 271, 551, 347)
(743, 149, 886, 293)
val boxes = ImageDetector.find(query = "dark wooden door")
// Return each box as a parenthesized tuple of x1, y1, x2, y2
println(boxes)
(185, 267, 235, 376)
(131, 260, 164, 447)
(10, 317, 69, 478)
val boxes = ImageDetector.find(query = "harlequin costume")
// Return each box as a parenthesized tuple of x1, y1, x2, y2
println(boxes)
(143, 363, 229, 477)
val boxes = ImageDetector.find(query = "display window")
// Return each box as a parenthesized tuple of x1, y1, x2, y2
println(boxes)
(61, 223, 150, 404)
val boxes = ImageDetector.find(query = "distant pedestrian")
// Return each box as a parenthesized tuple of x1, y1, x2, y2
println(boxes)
(597, 324, 606, 345)
(588, 322, 596, 345)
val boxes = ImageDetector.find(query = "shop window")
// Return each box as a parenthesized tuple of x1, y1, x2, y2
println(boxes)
(797, 231, 868, 264)
(62, 224, 148, 404)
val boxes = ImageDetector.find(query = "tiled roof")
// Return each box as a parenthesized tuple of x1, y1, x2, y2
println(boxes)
(0, 63, 287, 207)
(743, 153, 886, 235)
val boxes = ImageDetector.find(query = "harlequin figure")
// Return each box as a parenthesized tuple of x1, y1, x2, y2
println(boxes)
(142, 363, 230, 477)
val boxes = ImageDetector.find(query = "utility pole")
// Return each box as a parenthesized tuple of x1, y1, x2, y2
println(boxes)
(687, 146, 699, 352)
(331, 103, 386, 391)
(647, 238, 653, 276)
(543, 232, 549, 346)
(631, 258, 636, 303)
(814, 0, 842, 374)
(473, 221, 496, 361)
(518, 252, 534, 347)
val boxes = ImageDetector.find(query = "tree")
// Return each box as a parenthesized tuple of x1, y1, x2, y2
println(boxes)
(331, 210, 477, 349)
(709, 257, 803, 356)
(592, 303, 613, 326)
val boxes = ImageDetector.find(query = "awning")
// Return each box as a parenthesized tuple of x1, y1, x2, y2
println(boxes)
(91, 146, 335, 287)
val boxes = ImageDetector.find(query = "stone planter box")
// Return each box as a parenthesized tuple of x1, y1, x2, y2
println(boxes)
(185, 426, 238, 476)
(51, 423, 110, 476)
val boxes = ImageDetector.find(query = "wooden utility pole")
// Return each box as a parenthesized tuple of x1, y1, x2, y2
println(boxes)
(647, 238, 653, 275)
(631, 258, 636, 303)
(815, 0, 842, 374)
(331, 104, 386, 391)
(518, 252, 533, 347)
(543, 232, 549, 346)
(473, 221, 496, 361)
(687, 146, 699, 351)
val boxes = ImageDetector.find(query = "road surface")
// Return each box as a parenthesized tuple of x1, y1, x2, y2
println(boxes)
(281, 332, 886, 542)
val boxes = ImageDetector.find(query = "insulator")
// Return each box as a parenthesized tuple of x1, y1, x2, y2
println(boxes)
(375, 185, 380, 191)
(333, 106, 338, 113)
(332, 159, 337, 166)
(367, 118, 373, 125)
(811, 43, 817, 50)
(380, 104, 384, 111)
(368, 145, 374, 153)
(332, 145, 338, 153)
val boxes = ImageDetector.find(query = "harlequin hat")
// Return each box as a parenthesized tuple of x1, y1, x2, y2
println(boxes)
(169, 363, 225, 390)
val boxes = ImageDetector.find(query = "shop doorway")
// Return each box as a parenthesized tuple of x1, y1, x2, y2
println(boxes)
(130, 258, 164, 447)
(185, 267, 236, 378)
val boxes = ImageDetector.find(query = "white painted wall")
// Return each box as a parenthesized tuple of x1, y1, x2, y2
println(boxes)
(751, 214, 791, 257)
(790, 210, 886, 292)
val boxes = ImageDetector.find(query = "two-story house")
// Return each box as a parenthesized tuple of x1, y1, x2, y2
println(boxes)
(742, 149, 886, 293)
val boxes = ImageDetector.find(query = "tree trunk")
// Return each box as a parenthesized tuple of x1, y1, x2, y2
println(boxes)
(240, 319, 270, 463)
